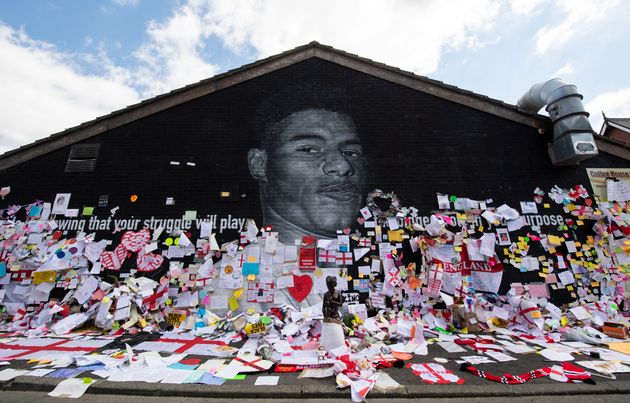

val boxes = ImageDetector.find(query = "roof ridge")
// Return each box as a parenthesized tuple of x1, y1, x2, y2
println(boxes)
(0, 41, 549, 169)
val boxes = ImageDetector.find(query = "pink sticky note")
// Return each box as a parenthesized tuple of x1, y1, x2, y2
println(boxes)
(528, 284, 549, 298)
(545, 273, 558, 284)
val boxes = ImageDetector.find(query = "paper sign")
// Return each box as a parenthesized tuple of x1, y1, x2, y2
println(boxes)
(255, 375, 279, 385)
(52, 193, 71, 215)
(33, 271, 56, 285)
(166, 312, 187, 327)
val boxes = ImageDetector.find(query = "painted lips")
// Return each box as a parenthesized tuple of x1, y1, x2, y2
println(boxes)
(319, 184, 359, 201)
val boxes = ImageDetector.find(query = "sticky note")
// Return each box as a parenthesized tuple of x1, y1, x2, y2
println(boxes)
(228, 297, 239, 311)
(29, 205, 43, 217)
(33, 270, 56, 285)
(82, 207, 94, 216)
(184, 210, 197, 220)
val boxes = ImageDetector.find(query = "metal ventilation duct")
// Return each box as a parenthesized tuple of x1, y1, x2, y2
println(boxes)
(517, 79, 598, 165)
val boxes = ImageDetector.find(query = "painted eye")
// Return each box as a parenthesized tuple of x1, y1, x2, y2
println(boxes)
(342, 150, 361, 158)
(296, 146, 319, 154)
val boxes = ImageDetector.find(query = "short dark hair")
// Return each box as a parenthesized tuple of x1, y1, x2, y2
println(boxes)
(255, 82, 355, 148)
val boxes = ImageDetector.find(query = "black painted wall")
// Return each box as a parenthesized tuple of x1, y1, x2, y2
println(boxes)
(0, 58, 627, 300)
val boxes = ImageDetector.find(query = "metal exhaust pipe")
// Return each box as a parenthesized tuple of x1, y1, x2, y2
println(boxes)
(517, 79, 598, 165)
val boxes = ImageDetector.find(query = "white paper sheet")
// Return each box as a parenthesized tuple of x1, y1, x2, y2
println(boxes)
(0, 368, 29, 381)
(254, 375, 279, 385)
(48, 378, 94, 398)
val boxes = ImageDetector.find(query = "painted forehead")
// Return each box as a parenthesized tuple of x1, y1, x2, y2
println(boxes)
(272, 109, 361, 145)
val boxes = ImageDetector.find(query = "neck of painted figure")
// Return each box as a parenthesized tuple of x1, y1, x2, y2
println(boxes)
(261, 203, 333, 244)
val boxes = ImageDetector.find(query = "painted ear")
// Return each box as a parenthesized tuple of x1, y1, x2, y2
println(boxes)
(248, 148, 267, 181)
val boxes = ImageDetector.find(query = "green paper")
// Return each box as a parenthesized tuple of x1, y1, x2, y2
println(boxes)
(260, 316, 271, 325)
(226, 374, 246, 380)
(184, 210, 197, 220)
(82, 207, 94, 216)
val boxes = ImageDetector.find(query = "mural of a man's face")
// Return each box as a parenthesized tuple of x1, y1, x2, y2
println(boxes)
(249, 109, 367, 238)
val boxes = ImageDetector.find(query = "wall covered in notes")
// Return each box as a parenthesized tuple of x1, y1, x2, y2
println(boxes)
(0, 57, 628, 304)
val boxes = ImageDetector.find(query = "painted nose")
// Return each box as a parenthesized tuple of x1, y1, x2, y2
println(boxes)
(322, 152, 354, 176)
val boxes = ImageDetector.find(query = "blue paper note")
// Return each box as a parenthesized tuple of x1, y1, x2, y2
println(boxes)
(28, 205, 42, 217)
(242, 262, 259, 276)
(47, 368, 87, 378)
(195, 372, 226, 385)
(168, 362, 199, 371)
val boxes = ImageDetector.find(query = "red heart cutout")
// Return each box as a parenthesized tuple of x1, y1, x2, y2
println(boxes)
(136, 251, 164, 272)
(343, 227, 351, 235)
(100, 243, 127, 271)
(121, 229, 151, 252)
(288, 274, 313, 303)
(357, 217, 365, 225)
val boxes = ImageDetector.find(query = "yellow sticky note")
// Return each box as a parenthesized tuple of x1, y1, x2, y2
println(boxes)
(228, 296, 239, 311)
(543, 203, 550, 208)
(233, 288, 244, 298)
(387, 230, 404, 242)
(548, 235, 562, 246)
(33, 270, 56, 285)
